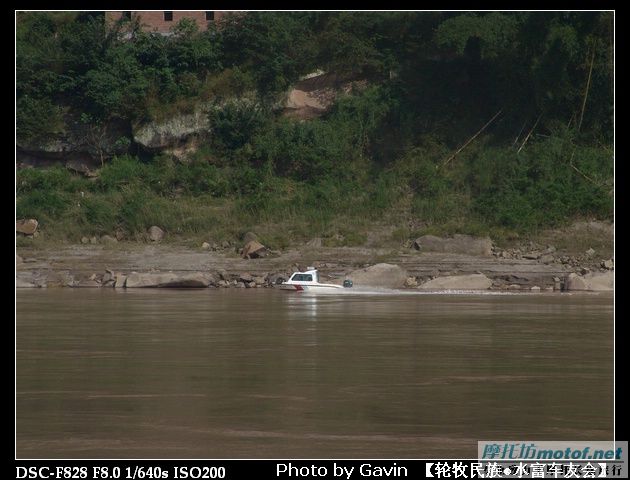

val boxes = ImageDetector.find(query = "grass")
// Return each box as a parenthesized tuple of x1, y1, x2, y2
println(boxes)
(16, 130, 613, 252)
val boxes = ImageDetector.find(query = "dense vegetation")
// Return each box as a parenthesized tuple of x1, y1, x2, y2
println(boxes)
(16, 11, 614, 246)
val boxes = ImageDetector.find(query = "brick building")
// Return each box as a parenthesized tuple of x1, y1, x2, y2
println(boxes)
(106, 11, 227, 33)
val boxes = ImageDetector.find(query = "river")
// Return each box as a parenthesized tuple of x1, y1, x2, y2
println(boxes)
(16, 289, 613, 458)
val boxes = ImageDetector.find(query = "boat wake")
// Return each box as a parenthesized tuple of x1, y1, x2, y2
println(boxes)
(293, 287, 546, 296)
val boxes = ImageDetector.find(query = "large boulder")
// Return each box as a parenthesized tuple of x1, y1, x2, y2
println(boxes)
(347, 263, 408, 289)
(125, 273, 210, 288)
(114, 274, 127, 288)
(16, 219, 39, 235)
(147, 226, 165, 242)
(418, 274, 492, 291)
(242, 240, 267, 259)
(413, 234, 493, 256)
(565, 272, 613, 291)
(565, 273, 588, 291)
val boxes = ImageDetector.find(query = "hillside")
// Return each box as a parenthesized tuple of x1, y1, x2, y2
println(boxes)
(16, 11, 614, 249)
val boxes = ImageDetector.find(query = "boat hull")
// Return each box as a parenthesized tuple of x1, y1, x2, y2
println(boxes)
(276, 283, 344, 292)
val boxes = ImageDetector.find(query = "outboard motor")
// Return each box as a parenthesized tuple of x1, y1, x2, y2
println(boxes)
(275, 277, 286, 285)
(343, 279, 353, 288)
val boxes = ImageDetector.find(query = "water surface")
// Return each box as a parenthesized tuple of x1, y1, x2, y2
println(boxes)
(16, 289, 613, 458)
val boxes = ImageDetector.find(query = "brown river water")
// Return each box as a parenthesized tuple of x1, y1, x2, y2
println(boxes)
(16, 289, 613, 458)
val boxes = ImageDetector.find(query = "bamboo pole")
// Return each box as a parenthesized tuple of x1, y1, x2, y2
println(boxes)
(512, 119, 528, 148)
(567, 146, 605, 189)
(577, 47, 596, 132)
(441, 109, 502, 168)
(517, 113, 542, 154)
(569, 161, 603, 188)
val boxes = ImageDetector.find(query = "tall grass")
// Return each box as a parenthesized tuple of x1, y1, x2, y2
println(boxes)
(16, 135, 613, 247)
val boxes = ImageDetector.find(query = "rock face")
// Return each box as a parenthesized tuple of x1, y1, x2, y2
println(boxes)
(418, 273, 492, 291)
(148, 226, 165, 242)
(133, 110, 210, 150)
(565, 272, 613, 291)
(17, 115, 129, 165)
(283, 72, 368, 120)
(284, 89, 333, 120)
(132, 98, 258, 154)
(125, 273, 210, 288)
(347, 263, 408, 289)
(413, 234, 493, 256)
(16, 219, 39, 235)
(242, 240, 267, 259)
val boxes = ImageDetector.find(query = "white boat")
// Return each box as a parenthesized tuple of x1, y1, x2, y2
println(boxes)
(276, 267, 352, 292)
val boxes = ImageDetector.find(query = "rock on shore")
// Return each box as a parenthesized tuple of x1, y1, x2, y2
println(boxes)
(565, 271, 613, 291)
(147, 226, 165, 242)
(418, 273, 492, 291)
(347, 263, 408, 289)
(16, 219, 39, 235)
(242, 240, 267, 259)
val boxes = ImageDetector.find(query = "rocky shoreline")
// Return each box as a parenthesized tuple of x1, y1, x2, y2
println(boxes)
(15, 220, 614, 292)
(15, 241, 613, 292)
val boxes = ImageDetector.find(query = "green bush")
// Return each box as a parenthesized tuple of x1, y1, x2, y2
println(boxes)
(98, 155, 148, 191)
(16, 96, 64, 143)
(16, 166, 85, 194)
(16, 190, 72, 220)
(470, 137, 613, 229)
(209, 100, 271, 152)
